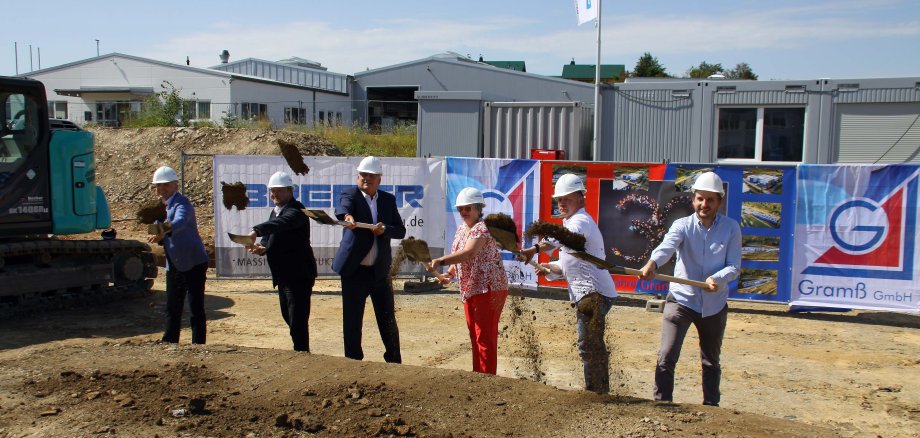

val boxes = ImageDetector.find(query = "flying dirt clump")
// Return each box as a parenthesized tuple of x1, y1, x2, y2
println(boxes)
(135, 200, 166, 224)
(278, 139, 311, 175)
(526, 221, 586, 251)
(220, 181, 249, 211)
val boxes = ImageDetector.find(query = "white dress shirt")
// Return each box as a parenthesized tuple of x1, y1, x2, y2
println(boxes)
(359, 189, 379, 266)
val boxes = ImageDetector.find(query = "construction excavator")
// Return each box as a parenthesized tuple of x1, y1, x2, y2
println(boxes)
(0, 76, 157, 317)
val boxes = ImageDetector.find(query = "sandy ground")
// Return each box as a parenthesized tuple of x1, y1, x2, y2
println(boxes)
(0, 273, 918, 437)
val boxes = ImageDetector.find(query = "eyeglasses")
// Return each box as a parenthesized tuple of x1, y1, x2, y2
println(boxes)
(456, 206, 475, 212)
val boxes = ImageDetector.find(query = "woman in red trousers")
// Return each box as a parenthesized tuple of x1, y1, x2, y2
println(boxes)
(430, 187, 509, 374)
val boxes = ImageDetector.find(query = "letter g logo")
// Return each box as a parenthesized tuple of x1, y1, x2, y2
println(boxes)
(829, 199, 887, 252)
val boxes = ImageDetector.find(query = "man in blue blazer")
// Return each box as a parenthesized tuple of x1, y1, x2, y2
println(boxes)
(247, 171, 318, 352)
(333, 156, 407, 363)
(149, 166, 209, 344)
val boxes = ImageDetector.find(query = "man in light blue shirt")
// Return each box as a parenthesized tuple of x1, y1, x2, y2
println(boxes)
(639, 172, 741, 406)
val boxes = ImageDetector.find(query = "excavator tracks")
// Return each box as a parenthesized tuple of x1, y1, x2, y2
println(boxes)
(0, 238, 157, 319)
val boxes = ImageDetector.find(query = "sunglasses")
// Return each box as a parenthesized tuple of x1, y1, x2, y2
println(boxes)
(456, 206, 476, 212)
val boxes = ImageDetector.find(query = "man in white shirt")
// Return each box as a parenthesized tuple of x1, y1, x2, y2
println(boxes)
(521, 174, 617, 393)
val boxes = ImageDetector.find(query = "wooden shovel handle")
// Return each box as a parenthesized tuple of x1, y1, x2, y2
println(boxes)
(337, 220, 379, 230)
(621, 267, 711, 290)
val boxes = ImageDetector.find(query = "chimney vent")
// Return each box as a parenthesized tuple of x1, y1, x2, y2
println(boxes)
(219, 50, 230, 64)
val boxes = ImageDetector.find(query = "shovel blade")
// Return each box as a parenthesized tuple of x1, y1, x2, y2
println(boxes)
(227, 233, 252, 246)
(302, 209, 338, 225)
(401, 237, 433, 263)
(147, 222, 171, 235)
(484, 224, 522, 253)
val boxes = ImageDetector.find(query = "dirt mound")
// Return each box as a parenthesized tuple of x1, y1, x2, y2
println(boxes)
(0, 341, 833, 437)
(90, 127, 343, 256)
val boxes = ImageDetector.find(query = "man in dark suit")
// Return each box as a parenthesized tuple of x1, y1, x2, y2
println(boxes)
(247, 171, 318, 352)
(149, 166, 209, 344)
(332, 156, 407, 363)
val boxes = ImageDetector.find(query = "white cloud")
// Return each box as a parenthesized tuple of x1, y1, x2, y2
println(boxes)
(141, 4, 920, 77)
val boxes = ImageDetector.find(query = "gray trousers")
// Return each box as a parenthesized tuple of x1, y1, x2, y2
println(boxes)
(653, 299, 728, 406)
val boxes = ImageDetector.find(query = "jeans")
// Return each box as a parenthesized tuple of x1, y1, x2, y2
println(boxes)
(575, 292, 614, 393)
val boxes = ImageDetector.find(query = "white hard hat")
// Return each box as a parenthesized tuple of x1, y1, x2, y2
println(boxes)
(152, 166, 178, 184)
(356, 156, 383, 174)
(691, 171, 725, 196)
(454, 187, 485, 207)
(553, 174, 586, 198)
(268, 171, 294, 188)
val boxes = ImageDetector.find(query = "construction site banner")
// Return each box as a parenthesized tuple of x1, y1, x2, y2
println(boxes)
(212, 155, 446, 278)
(534, 161, 667, 292)
(445, 157, 541, 288)
(662, 164, 797, 304)
(791, 165, 920, 314)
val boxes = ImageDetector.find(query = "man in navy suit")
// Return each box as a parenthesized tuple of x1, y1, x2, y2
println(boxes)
(333, 156, 407, 363)
(149, 166, 209, 344)
(247, 171, 318, 352)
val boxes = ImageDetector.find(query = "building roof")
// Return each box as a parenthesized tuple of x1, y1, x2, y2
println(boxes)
(355, 52, 592, 90)
(562, 63, 626, 80)
(21, 53, 232, 79)
(21, 53, 348, 95)
(483, 61, 526, 72)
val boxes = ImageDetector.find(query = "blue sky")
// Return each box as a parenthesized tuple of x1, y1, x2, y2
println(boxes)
(4, 0, 919, 80)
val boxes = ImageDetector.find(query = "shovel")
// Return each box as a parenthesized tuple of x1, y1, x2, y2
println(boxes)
(227, 232, 254, 246)
(484, 223, 551, 275)
(302, 209, 378, 230)
(400, 237, 449, 282)
(147, 222, 172, 235)
(569, 251, 712, 290)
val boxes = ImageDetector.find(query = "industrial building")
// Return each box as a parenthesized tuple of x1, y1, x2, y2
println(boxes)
(23, 53, 351, 128)
(19, 50, 919, 165)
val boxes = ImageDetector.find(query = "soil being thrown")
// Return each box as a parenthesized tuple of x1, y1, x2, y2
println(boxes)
(220, 181, 249, 211)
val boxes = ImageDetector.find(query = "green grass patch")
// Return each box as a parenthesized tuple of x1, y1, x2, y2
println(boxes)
(288, 124, 417, 157)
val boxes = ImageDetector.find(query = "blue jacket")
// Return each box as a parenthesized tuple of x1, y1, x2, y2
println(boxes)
(332, 186, 406, 278)
(158, 192, 209, 272)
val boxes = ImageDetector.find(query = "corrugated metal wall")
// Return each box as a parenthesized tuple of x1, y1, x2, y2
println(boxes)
(837, 103, 920, 163)
(608, 88, 697, 163)
(827, 78, 920, 163)
(417, 99, 481, 157)
(482, 102, 592, 160)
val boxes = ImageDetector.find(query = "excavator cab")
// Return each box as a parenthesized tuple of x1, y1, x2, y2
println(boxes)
(0, 76, 111, 237)
(0, 79, 52, 235)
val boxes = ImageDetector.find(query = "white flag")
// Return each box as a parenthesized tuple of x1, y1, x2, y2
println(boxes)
(574, 0, 598, 26)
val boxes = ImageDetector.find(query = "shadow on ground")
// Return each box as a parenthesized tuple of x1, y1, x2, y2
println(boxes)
(0, 289, 235, 350)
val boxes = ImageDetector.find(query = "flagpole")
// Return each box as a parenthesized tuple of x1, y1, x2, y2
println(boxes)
(592, 0, 602, 161)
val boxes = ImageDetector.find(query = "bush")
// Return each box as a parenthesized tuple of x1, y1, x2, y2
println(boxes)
(122, 81, 188, 128)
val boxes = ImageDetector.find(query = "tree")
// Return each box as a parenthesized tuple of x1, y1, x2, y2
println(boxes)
(686, 61, 723, 79)
(126, 81, 189, 127)
(632, 52, 669, 78)
(725, 62, 759, 80)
